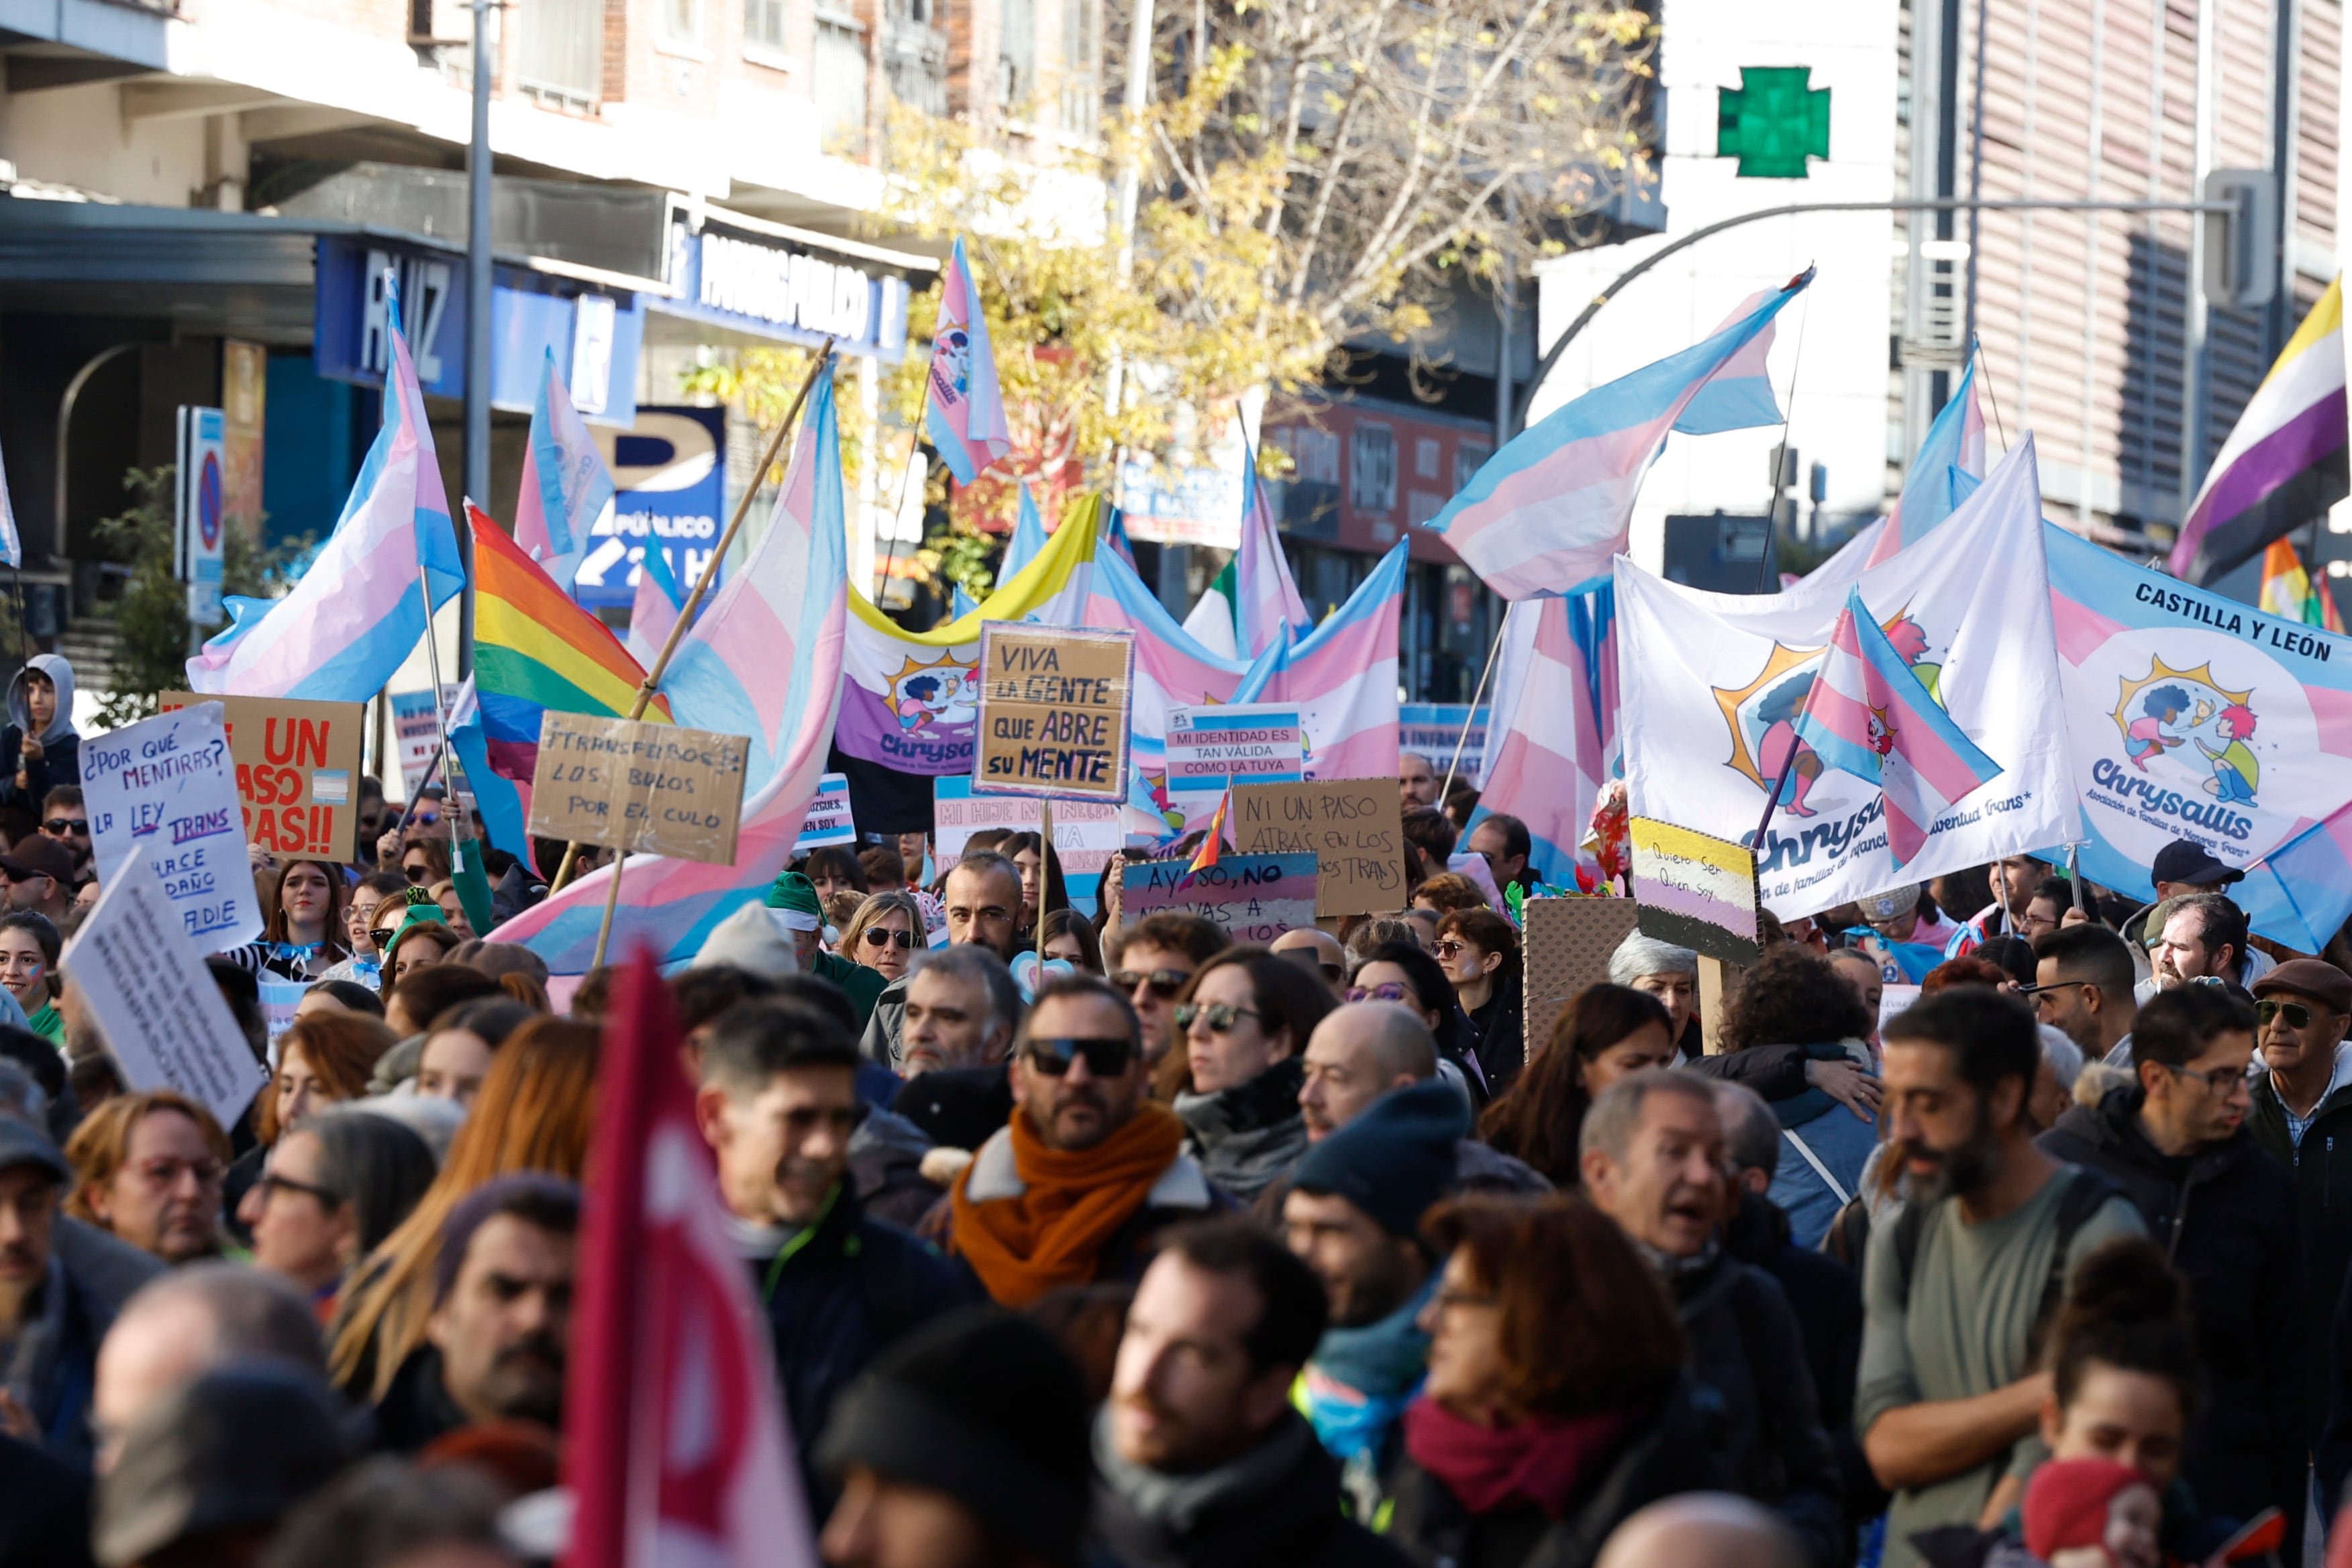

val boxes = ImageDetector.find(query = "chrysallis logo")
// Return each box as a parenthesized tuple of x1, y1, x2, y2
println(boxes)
(929, 327, 972, 409)
(2091, 656, 2259, 839)
(884, 654, 979, 734)
(1710, 612, 1940, 819)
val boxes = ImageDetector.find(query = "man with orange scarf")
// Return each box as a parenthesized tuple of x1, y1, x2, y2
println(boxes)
(949, 974, 1222, 1304)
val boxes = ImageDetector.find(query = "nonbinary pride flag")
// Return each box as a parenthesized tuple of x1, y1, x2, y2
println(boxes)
(1794, 586, 2002, 868)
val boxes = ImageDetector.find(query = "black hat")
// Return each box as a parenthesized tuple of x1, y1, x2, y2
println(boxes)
(1290, 1080, 1470, 1238)
(94, 1362, 352, 1567)
(817, 1306, 1092, 1565)
(2151, 839, 2244, 888)
(0, 835, 72, 885)
(0, 1110, 67, 1184)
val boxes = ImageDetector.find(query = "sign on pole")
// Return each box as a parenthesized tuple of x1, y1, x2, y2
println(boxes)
(527, 712, 751, 866)
(79, 702, 260, 951)
(932, 775, 1123, 913)
(972, 624, 1133, 800)
(159, 692, 366, 863)
(175, 406, 227, 631)
(1231, 778, 1407, 919)
(63, 851, 264, 1128)
(792, 773, 858, 851)
(1165, 702, 1303, 800)
(1627, 816, 1762, 965)
(1123, 850, 1320, 943)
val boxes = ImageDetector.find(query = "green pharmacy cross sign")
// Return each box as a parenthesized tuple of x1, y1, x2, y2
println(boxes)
(1718, 66, 1830, 178)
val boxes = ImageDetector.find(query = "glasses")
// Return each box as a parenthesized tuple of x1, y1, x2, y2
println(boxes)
(41, 819, 86, 836)
(862, 927, 917, 950)
(1346, 982, 1412, 1004)
(1175, 1001, 1262, 1035)
(256, 1171, 340, 1207)
(1435, 939, 1474, 959)
(2157, 1061, 2251, 1096)
(403, 866, 432, 884)
(132, 1157, 224, 1189)
(369, 926, 401, 945)
(1025, 1036, 1136, 1076)
(2258, 998, 2322, 1029)
(1111, 968, 1192, 999)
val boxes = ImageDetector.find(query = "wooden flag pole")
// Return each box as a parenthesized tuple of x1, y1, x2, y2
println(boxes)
(589, 851, 625, 970)
(1038, 798, 1053, 965)
(548, 339, 837, 896)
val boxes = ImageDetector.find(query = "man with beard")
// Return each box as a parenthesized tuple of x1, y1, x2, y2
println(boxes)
(1857, 989, 2144, 1568)
(696, 1000, 967, 1513)
(944, 974, 1219, 1304)
(372, 1174, 579, 1452)
(862, 852, 1027, 1065)
(1282, 1080, 1465, 1521)
(2028, 924, 2139, 1066)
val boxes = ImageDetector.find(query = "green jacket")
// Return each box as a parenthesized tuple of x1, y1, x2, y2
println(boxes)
(2248, 1069, 2352, 1434)
(813, 949, 888, 1028)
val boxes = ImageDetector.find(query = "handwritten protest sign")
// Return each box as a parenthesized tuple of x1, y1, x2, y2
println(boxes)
(64, 852, 264, 1127)
(81, 702, 259, 951)
(1166, 704, 1303, 798)
(794, 774, 858, 850)
(973, 625, 1133, 800)
(933, 776, 1122, 914)
(527, 713, 750, 866)
(1628, 817, 1761, 964)
(1123, 851, 1319, 943)
(160, 692, 366, 862)
(1232, 779, 1405, 919)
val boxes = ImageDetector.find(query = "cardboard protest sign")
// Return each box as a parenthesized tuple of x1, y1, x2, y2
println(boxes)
(160, 692, 366, 862)
(1520, 896, 1639, 1063)
(64, 851, 265, 1127)
(933, 776, 1121, 914)
(1123, 851, 1319, 944)
(527, 713, 750, 866)
(1165, 704, 1303, 798)
(1231, 779, 1406, 918)
(973, 624, 1134, 800)
(1629, 816, 1761, 964)
(81, 702, 260, 951)
(794, 774, 858, 850)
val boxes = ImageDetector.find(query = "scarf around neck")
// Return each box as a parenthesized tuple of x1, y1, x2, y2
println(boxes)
(952, 1101, 1184, 1305)
(1402, 1398, 1630, 1519)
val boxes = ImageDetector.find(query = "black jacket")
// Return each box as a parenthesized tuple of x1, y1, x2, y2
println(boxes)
(1093, 1410, 1409, 1568)
(2249, 1066, 2352, 1434)
(1670, 1251, 1846, 1566)
(756, 1184, 970, 1513)
(2040, 1088, 2306, 1555)
(370, 1344, 470, 1455)
(0, 1432, 90, 1568)
(1385, 1380, 1725, 1568)
(894, 1063, 1014, 1153)
(1467, 988, 1525, 1098)
(1722, 1190, 1882, 1524)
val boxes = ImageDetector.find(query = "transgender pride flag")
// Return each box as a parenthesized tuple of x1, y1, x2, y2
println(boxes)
(1865, 357, 1988, 568)
(1080, 543, 1254, 780)
(1472, 584, 1618, 889)
(187, 282, 462, 700)
(924, 238, 1013, 485)
(1795, 586, 2002, 868)
(491, 366, 850, 974)
(1234, 541, 1406, 780)
(513, 346, 615, 588)
(1001, 481, 1050, 580)
(1427, 269, 1812, 600)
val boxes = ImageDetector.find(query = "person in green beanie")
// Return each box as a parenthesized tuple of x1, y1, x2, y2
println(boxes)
(768, 871, 888, 1027)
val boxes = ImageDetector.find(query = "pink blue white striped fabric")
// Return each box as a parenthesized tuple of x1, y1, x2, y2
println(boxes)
(186, 285, 462, 700)
(623, 526, 687, 669)
(923, 238, 1013, 486)
(488, 368, 850, 974)
(1427, 270, 1812, 600)
(1235, 455, 1314, 656)
(1233, 541, 1407, 780)
(1794, 586, 2002, 867)
(1079, 543, 1252, 780)
(1474, 586, 1617, 888)
(1863, 358, 1987, 569)
(513, 346, 615, 588)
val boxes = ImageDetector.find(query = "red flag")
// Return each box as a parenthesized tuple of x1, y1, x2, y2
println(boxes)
(562, 953, 815, 1568)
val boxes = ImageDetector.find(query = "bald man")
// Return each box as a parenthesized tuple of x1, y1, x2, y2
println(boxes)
(1299, 1002, 1439, 1141)
(1596, 1494, 1806, 1568)
(1272, 927, 1346, 992)
(1398, 751, 1440, 809)
(92, 1262, 326, 1473)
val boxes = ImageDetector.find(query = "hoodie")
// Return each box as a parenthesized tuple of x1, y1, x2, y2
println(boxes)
(0, 655, 76, 811)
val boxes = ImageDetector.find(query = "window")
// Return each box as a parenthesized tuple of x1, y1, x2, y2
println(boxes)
(1351, 423, 1396, 515)
(1284, 426, 1340, 484)
(664, 0, 701, 43)
(999, 0, 1036, 110)
(744, 0, 786, 51)
(815, 8, 869, 146)
(1415, 436, 1441, 479)
(1059, 0, 1098, 136)
(520, 0, 604, 107)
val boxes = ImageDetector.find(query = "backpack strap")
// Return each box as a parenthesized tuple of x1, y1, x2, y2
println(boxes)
(1782, 1126, 1853, 1205)
(2027, 1165, 2127, 1359)
(1891, 1196, 1931, 1305)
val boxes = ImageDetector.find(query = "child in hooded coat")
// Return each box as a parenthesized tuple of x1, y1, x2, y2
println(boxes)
(0, 655, 76, 813)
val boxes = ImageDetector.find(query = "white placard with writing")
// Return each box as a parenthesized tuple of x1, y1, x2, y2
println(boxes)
(794, 773, 858, 850)
(79, 702, 260, 951)
(1166, 703, 1304, 799)
(64, 852, 264, 1129)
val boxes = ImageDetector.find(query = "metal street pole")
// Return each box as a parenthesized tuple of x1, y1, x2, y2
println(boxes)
(460, 0, 493, 679)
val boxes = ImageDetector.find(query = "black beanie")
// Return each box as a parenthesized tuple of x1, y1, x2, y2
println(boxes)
(816, 1305, 1093, 1564)
(1290, 1080, 1470, 1237)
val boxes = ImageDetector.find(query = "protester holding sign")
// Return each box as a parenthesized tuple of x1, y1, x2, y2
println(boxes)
(0, 654, 79, 815)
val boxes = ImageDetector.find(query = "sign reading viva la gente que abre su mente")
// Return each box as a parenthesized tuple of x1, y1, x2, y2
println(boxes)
(973, 625, 1135, 801)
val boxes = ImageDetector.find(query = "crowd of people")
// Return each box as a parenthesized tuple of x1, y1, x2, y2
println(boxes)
(2, 664, 2348, 1568)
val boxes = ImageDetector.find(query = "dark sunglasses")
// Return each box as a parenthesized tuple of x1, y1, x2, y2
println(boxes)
(862, 927, 917, 950)
(41, 819, 86, 835)
(403, 866, 432, 884)
(257, 1171, 340, 1206)
(1110, 968, 1190, 999)
(1175, 1001, 1262, 1035)
(1025, 1036, 1135, 1076)
(368, 926, 401, 945)
(2258, 998, 2320, 1029)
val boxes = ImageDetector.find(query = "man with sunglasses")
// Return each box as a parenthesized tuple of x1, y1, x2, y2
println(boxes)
(1105, 912, 1225, 1067)
(2037, 984, 2304, 1555)
(36, 787, 89, 883)
(946, 974, 1218, 1304)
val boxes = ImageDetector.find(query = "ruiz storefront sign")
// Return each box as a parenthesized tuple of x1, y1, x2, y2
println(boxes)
(659, 208, 912, 362)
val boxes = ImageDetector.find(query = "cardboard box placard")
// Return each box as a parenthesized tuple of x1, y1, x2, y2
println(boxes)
(527, 713, 750, 866)
(160, 692, 366, 862)
(1231, 779, 1406, 919)
(1520, 896, 1641, 1063)
(972, 624, 1133, 800)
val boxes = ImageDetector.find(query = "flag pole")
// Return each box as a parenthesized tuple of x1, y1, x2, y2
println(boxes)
(590, 850, 625, 969)
(414, 562, 468, 853)
(1037, 797, 1052, 965)
(1439, 607, 1509, 804)
(548, 339, 836, 895)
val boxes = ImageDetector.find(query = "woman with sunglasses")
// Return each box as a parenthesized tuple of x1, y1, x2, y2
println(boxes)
(1347, 940, 1490, 1106)
(319, 871, 412, 987)
(1434, 908, 1525, 1096)
(254, 858, 352, 981)
(1476, 984, 1674, 1188)
(1164, 945, 1337, 1200)
(840, 892, 925, 986)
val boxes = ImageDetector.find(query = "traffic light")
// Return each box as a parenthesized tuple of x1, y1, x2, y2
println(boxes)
(1718, 66, 1830, 179)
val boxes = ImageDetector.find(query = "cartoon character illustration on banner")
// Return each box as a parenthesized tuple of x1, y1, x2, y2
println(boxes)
(2109, 659, 2261, 811)
(885, 654, 979, 735)
(1714, 610, 1944, 821)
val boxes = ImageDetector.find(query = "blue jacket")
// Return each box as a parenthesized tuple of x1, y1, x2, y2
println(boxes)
(1772, 1088, 1879, 1252)
(752, 1184, 973, 1512)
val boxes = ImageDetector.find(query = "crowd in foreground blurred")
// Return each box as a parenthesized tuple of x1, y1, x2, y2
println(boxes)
(2, 723, 2349, 1568)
